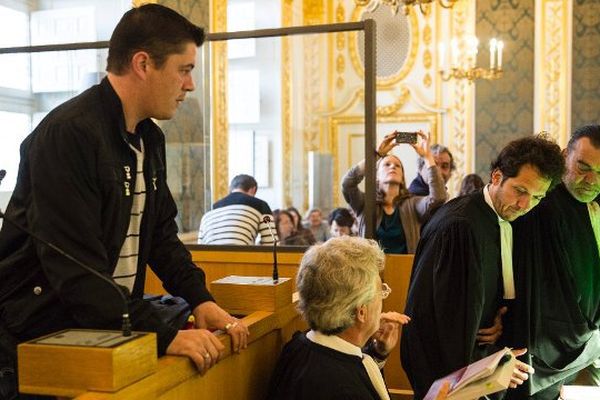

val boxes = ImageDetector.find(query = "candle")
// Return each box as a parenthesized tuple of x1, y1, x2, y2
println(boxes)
(489, 38, 497, 69)
(497, 40, 504, 69)
(439, 42, 446, 71)
(469, 36, 479, 68)
(451, 38, 459, 68)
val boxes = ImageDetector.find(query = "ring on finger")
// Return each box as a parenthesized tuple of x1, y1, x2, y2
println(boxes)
(225, 321, 238, 331)
(203, 353, 211, 359)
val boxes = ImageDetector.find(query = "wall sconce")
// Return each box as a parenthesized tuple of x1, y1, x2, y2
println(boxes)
(438, 36, 504, 82)
(355, 0, 460, 16)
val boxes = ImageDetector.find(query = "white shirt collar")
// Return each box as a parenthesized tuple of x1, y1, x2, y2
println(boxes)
(483, 184, 515, 299)
(306, 330, 363, 358)
(483, 184, 507, 223)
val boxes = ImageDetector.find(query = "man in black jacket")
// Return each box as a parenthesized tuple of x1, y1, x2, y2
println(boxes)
(0, 5, 248, 398)
(408, 144, 454, 196)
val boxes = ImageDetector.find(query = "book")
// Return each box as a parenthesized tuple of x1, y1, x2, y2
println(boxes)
(561, 385, 600, 400)
(424, 347, 516, 400)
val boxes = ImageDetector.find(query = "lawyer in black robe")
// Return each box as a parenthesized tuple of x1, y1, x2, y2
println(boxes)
(510, 183, 600, 399)
(266, 331, 382, 400)
(401, 191, 505, 399)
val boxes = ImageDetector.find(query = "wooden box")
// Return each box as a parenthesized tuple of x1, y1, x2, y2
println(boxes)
(18, 329, 156, 395)
(211, 275, 293, 315)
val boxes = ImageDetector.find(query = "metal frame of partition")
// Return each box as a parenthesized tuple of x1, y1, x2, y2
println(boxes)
(0, 20, 378, 239)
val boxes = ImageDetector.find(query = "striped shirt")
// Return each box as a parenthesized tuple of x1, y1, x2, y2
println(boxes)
(113, 140, 145, 292)
(198, 192, 277, 245)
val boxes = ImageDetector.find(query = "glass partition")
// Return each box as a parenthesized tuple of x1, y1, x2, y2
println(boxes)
(0, 0, 129, 219)
(194, 21, 377, 248)
(0, 19, 377, 247)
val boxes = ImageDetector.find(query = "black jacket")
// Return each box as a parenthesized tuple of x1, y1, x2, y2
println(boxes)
(401, 191, 503, 399)
(511, 184, 600, 395)
(408, 174, 429, 196)
(0, 78, 212, 354)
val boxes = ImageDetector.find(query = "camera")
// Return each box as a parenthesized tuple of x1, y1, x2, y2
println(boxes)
(394, 131, 418, 144)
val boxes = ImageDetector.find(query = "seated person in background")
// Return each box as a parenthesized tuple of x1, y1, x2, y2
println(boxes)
(328, 207, 356, 238)
(342, 131, 447, 253)
(273, 209, 312, 246)
(287, 206, 316, 245)
(408, 144, 454, 196)
(458, 173, 485, 197)
(198, 174, 276, 245)
(303, 208, 330, 242)
(266, 236, 427, 400)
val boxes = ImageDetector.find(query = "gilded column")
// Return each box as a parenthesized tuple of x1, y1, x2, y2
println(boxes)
(210, 0, 229, 202)
(449, 0, 474, 195)
(282, 0, 294, 206)
(534, 0, 572, 147)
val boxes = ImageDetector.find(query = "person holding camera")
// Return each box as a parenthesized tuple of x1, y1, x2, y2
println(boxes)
(341, 131, 447, 254)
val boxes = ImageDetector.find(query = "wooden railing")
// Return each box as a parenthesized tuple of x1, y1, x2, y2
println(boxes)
(145, 247, 415, 398)
(68, 304, 305, 399)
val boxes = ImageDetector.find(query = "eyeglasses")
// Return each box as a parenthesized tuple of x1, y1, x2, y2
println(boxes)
(382, 283, 392, 300)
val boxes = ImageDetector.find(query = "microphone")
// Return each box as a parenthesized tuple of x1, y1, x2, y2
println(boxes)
(263, 215, 279, 283)
(0, 170, 6, 186)
(0, 208, 132, 336)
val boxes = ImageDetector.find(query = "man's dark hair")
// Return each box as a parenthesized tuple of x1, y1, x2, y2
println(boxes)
(107, 4, 205, 75)
(490, 135, 565, 188)
(229, 174, 257, 192)
(417, 144, 455, 171)
(328, 208, 355, 229)
(567, 125, 600, 152)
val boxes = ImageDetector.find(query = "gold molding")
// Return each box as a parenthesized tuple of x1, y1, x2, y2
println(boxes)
(348, 4, 420, 88)
(303, 0, 325, 25)
(448, 0, 472, 196)
(132, 0, 156, 6)
(423, 16, 432, 88)
(329, 113, 439, 207)
(210, 0, 229, 202)
(319, 87, 411, 119)
(282, 0, 293, 206)
(328, 2, 341, 111)
(535, 0, 572, 148)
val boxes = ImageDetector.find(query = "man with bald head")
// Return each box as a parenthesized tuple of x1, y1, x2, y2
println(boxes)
(509, 125, 600, 399)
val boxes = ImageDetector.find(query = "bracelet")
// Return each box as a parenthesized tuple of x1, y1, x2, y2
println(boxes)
(224, 321, 238, 331)
(375, 150, 385, 158)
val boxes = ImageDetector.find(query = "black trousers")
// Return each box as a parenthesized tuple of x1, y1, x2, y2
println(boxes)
(0, 323, 17, 400)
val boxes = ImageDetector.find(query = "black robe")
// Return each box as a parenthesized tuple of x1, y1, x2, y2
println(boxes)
(266, 331, 382, 400)
(401, 191, 504, 399)
(510, 183, 600, 396)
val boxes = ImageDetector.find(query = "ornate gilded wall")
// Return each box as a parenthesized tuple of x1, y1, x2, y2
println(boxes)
(572, 0, 600, 129)
(475, 0, 535, 178)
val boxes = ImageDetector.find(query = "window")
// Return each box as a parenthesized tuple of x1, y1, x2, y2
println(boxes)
(0, 111, 30, 191)
(0, 1, 128, 200)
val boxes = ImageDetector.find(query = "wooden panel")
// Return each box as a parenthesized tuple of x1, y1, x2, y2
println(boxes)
(143, 248, 415, 397)
(19, 332, 156, 396)
(211, 277, 293, 314)
(145, 249, 304, 295)
(382, 254, 414, 396)
(71, 305, 305, 399)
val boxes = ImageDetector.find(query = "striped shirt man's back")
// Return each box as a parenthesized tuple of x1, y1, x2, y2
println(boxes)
(198, 192, 276, 245)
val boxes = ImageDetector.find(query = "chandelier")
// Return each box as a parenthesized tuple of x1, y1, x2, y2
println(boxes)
(354, 0, 460, 15)
(438, 36, 504, 82)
